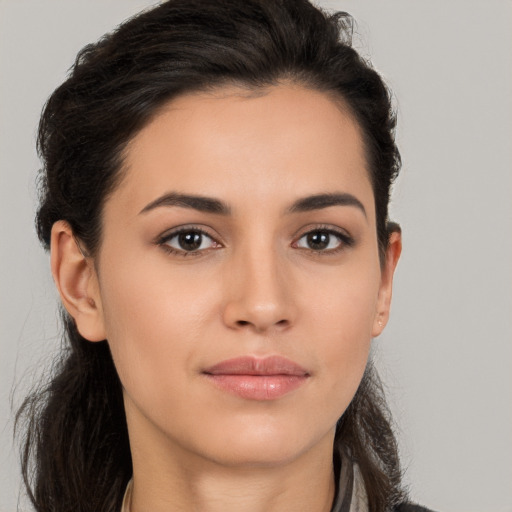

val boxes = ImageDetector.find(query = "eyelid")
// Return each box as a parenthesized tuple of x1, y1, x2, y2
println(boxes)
(156, 224, 218, 242)
(292, 223, 353, 240)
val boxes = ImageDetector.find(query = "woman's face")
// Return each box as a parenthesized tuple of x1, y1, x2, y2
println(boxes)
(69, 84, 399, 468)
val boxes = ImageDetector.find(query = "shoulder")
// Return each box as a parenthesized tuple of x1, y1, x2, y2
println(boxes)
(393, 503, 438, 512)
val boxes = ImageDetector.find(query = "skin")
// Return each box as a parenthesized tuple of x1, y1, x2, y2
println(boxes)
(51, 84, 401, 512)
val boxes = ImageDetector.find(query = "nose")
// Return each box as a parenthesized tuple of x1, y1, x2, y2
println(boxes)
(222, 248, 296, 334)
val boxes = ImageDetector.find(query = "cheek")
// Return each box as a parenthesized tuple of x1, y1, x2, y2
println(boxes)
(96, 249, 220, 394)
(304, 261, 380, 409)
(306, 254, 380, 340)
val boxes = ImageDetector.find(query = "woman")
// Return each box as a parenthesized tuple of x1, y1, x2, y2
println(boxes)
(17, 1, 433, 511)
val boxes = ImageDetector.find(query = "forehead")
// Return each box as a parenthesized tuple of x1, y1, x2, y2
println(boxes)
(112, 84, 374, 219)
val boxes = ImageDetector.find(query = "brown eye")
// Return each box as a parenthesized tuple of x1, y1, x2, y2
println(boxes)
(163, 229, 217, 252)
(178, 232, 203, 251)
(306, 231, 331, 250)
(296, 229, 348, 252)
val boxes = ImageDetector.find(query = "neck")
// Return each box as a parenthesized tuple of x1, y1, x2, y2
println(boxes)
(127, 424, 336, 512)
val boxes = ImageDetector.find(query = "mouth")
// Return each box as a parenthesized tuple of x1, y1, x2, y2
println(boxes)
(202, 355, 310, 401)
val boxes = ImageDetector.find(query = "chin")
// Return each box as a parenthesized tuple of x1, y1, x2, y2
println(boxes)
(191, 418, 335, 469)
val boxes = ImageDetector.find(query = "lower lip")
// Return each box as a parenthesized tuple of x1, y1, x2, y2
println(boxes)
(204, 374, 308, 400)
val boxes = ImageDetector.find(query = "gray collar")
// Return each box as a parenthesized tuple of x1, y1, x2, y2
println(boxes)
(330, 445, 368, 512)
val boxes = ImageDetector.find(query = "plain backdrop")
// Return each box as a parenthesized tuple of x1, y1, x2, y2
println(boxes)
(1, 1, 511, 511)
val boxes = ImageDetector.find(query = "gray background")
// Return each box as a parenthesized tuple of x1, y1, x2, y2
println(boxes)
(1, 1, 511, 511)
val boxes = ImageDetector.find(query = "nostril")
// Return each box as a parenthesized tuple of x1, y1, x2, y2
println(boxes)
(234, 319, 289, 329)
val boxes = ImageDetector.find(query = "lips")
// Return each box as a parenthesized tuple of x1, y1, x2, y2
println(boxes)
(202, 356, 310, 400)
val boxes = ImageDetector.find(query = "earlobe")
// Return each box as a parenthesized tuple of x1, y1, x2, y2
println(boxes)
(50, 221, 106, 342)
(372, 227, 402, 337)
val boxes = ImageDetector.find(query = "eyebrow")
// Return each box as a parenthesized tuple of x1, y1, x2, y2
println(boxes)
(139, 192, 231, 215)
(139, 191, 366, 217)
(287, 193, 367, 218)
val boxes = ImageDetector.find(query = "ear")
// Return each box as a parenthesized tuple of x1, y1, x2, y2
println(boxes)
(50, 220, 106, 342)
(372, 226, 402, 337)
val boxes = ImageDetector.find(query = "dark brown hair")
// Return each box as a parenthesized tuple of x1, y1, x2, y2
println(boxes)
(17, 1, 403, 511)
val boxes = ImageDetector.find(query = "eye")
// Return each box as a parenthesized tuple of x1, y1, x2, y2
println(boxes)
(295, 229, 352, 252)
(159, 228, 220, 254)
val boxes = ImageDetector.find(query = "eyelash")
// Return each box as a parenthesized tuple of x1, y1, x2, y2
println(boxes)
(156, 225, 354, 257)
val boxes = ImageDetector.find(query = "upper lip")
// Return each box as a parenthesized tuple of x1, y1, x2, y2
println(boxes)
(203, 356, 309, 376)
